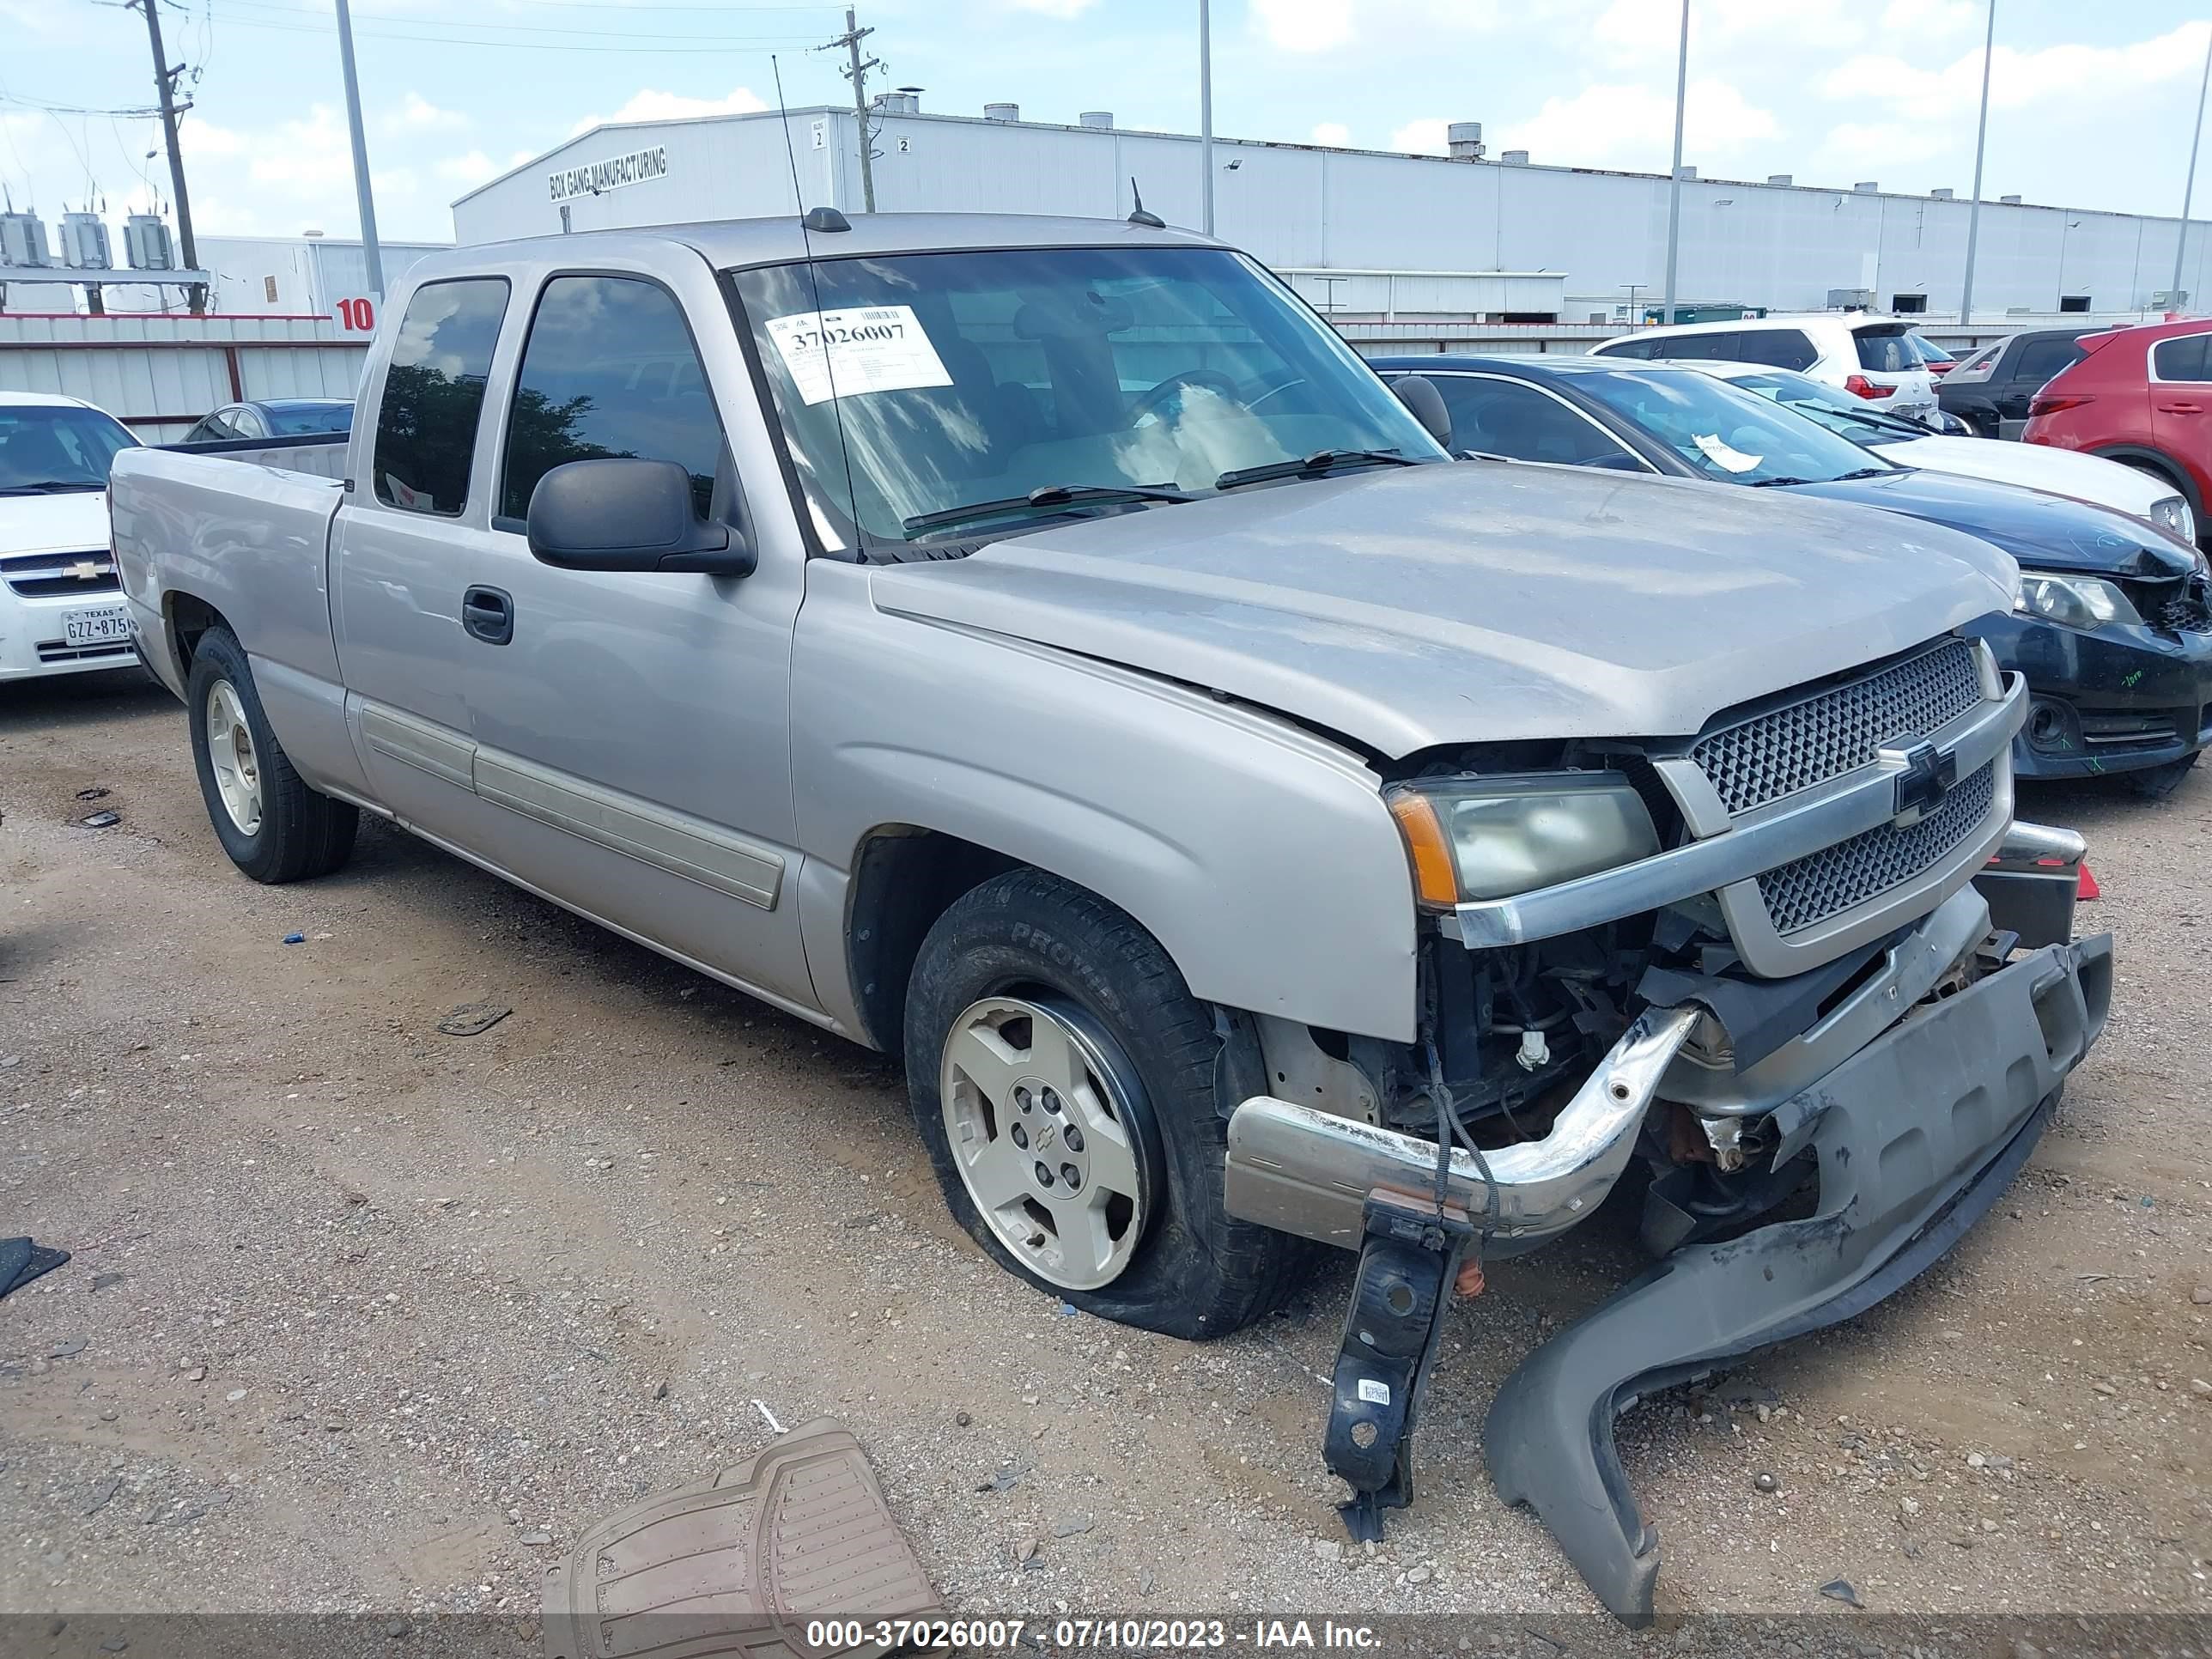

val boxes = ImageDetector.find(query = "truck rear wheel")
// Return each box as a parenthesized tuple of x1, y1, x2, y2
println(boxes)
(905, 868, 1313, 1340)
(186, 625, 358, 884)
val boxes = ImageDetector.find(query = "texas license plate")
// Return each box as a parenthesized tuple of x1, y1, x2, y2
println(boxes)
(63, 604, 131, 648)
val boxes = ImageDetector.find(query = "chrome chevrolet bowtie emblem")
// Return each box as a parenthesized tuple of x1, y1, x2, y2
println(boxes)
(70, 559, 105, 581)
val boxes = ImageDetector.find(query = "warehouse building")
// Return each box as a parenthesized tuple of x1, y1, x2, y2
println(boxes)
(450, 102, 2209, 326)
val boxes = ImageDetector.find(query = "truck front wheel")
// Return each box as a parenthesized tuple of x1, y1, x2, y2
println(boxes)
(905, 868, 1312, 1340)
(186, 625, 358, 884)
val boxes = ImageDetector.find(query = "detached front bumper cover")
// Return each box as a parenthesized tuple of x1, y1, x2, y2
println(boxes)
(1482, 929, 2112, 1626)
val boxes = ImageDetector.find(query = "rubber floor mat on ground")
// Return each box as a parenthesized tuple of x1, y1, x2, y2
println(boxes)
(541, 1418, 942, 1659)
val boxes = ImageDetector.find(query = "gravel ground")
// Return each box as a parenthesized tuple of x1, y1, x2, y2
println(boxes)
(2, 667, 2209, 1626)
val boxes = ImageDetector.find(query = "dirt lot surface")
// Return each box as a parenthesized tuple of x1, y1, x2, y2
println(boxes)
(3, 668, 2209, 1628)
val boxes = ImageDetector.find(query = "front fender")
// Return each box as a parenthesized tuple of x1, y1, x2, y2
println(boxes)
(790, 561, 1420, 1042)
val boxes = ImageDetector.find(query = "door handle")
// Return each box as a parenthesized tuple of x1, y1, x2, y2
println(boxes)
(2157, 399, 2204, 415)
(461, 585, 514, 646)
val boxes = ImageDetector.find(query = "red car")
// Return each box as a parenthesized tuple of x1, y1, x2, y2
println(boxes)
(2024, 318, 2212, 544)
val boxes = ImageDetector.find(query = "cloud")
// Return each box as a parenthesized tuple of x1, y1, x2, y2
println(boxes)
(1252, 0, 1353, 52)
(1310, 121, 1352, 147)
(1391, 118, 1450, 155)
(1495, 77, 1779, 169)
(570, 86, 769, 137)
(434, 150, 501, 186)
(1824, 20, 2212, 112)
(387, 93, 468, 135)
(178, 117, 248, 161)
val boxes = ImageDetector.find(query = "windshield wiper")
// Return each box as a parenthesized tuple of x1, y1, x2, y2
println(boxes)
(0, 480, 103, 495)
(1742, 475, 1815, 488)
(1832, 466, 1894, 481)
(902, 482, 1194, 538)
(1213, 448, 1417, 490)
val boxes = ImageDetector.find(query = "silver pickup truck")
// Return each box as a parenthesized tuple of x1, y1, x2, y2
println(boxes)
(110, 211, 2111, 1621)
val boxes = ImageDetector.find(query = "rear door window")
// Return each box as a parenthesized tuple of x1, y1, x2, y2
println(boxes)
(1735, 329, 1817, 370)
(1666, 331, 1741, 362)
(1853, 327, 1919, 373)
(2152, 333, 2212, 382)
(372, 277, 510, 516)
(2012, 335, 2087, 385)
(497, 275, 729, 525)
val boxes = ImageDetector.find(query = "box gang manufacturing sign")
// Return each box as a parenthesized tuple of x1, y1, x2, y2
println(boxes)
(548, 145, 671, 203)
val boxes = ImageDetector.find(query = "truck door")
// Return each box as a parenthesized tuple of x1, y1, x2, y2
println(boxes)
(331, 276, 511, 838)
(462, 259, 812, 1011)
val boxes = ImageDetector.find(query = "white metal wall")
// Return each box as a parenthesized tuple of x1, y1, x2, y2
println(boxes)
(0, 314, 370, 441)
(452, 108, 2212, 320)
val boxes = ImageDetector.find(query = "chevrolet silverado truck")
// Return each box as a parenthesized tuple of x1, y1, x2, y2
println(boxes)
(108, 212, 2112, 1623)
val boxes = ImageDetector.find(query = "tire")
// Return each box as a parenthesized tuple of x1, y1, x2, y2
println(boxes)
(186, 624, 358, 883)
(904, 867, 1314, 1340)
(2125, 750, 2199, 802)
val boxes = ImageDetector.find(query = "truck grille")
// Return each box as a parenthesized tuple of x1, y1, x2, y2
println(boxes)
(3, 550, 119, 599)
(1757, 761, 1996, 934)
(1690, 638, 1983, 816)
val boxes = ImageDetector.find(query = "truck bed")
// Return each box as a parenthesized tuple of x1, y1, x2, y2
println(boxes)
(110, 442, 348, 704)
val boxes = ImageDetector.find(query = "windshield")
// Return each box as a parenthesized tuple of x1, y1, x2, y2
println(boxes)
(1715, 368, 1927, 447)
(730, 245, 1447, 550)
(1573, 368, 1896, 486)
(0, 403, 138, 494)
(265, 402, 353, 437)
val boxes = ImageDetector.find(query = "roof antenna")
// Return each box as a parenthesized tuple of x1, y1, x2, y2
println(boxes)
(772, 54, 848, 233)
(1127, 178, 1164, 228)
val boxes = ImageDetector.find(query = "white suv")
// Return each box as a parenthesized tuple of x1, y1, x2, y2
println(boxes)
(0, 392, 141, 683)
(1589, 314, 1941, 424)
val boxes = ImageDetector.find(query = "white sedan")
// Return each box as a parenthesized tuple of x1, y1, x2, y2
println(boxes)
(0, 391, 142, 683)
(1688, 359, 2197, 545)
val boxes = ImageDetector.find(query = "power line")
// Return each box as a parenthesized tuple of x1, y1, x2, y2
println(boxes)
(210, 12, 822, 52)
(211, 0, 820, 44)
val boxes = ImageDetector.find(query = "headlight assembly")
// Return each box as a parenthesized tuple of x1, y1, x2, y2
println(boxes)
(2150, 495, 2197, 547)
(1385, 771, 1662, 910)
(2013, 571, 2139, 631)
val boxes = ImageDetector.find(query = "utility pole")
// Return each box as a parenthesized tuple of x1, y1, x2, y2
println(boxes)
(333, 0, 385, 297)
(1959, 0, 1996, 325)
(2171, 25, 2212, 309)
(828, 9, 881, 213)
(1661, 0, 1688, 325)
(131, 0, 204, 313)
(1200, 0, 1214, 236)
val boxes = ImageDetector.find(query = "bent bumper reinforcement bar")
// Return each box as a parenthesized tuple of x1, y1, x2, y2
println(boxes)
(1222, 1005, 1704, 1255)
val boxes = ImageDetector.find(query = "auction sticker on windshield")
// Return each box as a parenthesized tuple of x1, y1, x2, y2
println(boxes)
(765, 306, 952, 406)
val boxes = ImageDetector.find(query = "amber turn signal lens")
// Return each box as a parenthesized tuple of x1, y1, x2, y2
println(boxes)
(1387, 789, 1460, 909)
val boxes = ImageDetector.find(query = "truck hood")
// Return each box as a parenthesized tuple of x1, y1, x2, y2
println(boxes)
(866, 461, 2017, 758)
(1783, 469, 2195, 580)
(0, 488, 109, 558)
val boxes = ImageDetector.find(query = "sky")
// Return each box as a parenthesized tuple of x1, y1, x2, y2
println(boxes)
(0, 0, 2206, 246)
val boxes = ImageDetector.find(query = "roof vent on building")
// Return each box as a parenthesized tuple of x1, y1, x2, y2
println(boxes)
(1930, 187, 1954, 199)
(875, 90, 920, 115)
(1079, 111, 1113, 129)
(983, 102, 1018, 122)
(1501, 149, 1529, 165)
(1447, 121, 1484, 161)
(1853, 180, 1879, 192)
(1767, 173, 1793, 186)
(2000, 193, 2022, 204)
(1675, 165, 1697, 180)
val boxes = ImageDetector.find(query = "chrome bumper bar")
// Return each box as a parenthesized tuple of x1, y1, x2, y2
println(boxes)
(1222, 1006, 1702, 1254)
(1440, 674, 2027, 952)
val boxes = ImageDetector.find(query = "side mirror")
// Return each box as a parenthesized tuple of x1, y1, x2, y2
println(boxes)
(1389, 374, 1453, 449)
(526, 458, 755, 577)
